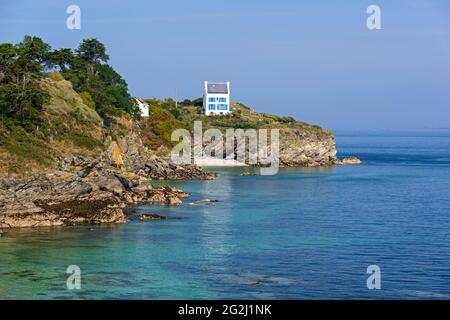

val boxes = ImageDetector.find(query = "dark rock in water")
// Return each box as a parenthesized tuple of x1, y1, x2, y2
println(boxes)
(138, 213, 167, 221)
(197, 199, 220, 203)
(246, 279, 263, 286)
(240, 172, 258, 176)
(189, 202, 203, 206)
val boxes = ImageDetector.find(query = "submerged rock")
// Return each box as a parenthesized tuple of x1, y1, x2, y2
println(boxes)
(197, 199, 220, 203)
(138, 213, 167, 221)
(240, 172, 258, 176)
(188, 202, 203, 207)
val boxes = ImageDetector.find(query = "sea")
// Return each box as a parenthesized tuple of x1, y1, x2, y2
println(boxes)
(1, 130, 450, 299)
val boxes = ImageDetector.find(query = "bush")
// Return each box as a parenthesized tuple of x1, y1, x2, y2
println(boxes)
(79, 91, 96, 109)
(48, 71, 65, 81)
(143, 105, 187, 149)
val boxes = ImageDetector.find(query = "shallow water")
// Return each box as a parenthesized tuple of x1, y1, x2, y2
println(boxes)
(1, 130, 450, 299)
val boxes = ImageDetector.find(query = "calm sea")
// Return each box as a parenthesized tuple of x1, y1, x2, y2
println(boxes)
(1, 131, 450, 299)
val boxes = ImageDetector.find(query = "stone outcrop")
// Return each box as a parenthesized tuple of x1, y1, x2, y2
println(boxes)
(138, 213, 167, 221)
(333, 156, 362, 165)
(0, 152, 214, 228)
(278, 128, 337, 167)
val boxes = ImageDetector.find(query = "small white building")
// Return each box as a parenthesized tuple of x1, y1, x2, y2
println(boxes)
(203, 81, 231, 115)
(135, 98, 149, 117)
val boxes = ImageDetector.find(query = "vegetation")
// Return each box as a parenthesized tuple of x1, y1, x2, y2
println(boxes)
(0, 36, 138, 126)
(0, 35, 332, 172)
(142, 101, 189, 151)
(146, 99, 331, 136)
(0, 36, 141, 172)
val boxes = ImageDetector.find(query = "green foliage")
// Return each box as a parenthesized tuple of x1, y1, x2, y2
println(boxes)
(210, 119, 258, 129)
(0, 81, 50, 126)
(79, 91, 96, 109)
(169, 107, 182, 119)
(48, 71, 65, 81)
(95, 64, 139, 116)
(279, 116, 295, 123)
(0, 126, 53, 168)
(75, 38, 109, 64)
(143, 105, 188, 150)
(68, 133, 104, 149)
(181, 99, 192, 105)
(192, 97, 203, 106)
(47, 48, 74, 72)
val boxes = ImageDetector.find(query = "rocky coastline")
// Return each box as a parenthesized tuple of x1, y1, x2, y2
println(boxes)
(0, 154, 216, 228)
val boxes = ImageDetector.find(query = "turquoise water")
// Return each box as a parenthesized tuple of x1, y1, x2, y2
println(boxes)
(1, 131, 450, 299)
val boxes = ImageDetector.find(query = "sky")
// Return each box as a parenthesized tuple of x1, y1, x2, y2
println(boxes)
(1, 0, 450, 131)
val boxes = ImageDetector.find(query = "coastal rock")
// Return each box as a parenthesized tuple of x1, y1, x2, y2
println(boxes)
(198, 199, 220, 203)
(278, 129, 337, 167)
(138, 213, 167, 221)
(0, 153, 200, 228)
(240, 172, 258, 176)
(334, 157, 362, 165)
(189, 202, 203, 207)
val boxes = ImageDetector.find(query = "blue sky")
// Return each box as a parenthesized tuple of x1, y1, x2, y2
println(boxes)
(1, 0, 450, 130)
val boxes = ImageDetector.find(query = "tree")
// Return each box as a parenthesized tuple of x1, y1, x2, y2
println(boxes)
(192, 97, 203, 106)
(95, 63, 139, 116)
(0, 82, 50, 123)
(0, 43, 19, 83)
(47, 48, 74, 72)
(0, 36, 51, 126)
(17, 36, 51, 74)
(75, 38, 109, 64)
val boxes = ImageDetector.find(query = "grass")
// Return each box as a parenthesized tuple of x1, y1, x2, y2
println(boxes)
(144, 100, 334, 140)
(0, 125, 54, 172)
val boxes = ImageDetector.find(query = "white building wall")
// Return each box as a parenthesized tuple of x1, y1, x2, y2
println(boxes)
(203, 81, 231, 116)
(135, 98, 149, 117)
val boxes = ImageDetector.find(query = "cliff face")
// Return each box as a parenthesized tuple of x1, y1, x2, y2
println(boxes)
(279, 128, 336, 166)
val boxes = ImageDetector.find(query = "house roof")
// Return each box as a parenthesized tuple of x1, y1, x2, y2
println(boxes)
(207, 82, 228, 94)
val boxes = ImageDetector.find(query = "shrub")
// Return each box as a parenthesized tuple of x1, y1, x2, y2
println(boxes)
(79, 91, 96, 109)
(48, 71, 65, 81)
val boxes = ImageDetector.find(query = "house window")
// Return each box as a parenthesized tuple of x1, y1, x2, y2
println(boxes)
(219, 97, 226, 102)
(208, 97, 216, 102)
(218, 104, 228, 110)
(208, 104, 216, 110)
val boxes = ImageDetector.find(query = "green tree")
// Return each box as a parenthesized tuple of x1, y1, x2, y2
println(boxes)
(0, 36, 51, 126)
(17, 36, 51, 74)
(76, 38, 109, 64)
(47, 48, 74, 72)
(95, 63, 139, 116)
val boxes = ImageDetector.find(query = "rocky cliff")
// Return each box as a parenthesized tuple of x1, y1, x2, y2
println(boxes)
(0, 79, 356, 229)
(154, 101, 338, 167)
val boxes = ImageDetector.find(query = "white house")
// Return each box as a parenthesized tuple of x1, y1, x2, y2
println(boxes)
(202, 81, 231, 116)
(135, 98, 149, 117)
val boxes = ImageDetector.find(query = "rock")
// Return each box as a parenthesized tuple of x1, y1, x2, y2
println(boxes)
(240, 172, 258, 176)
(198, 199, 220, 203)
(0, 150, 214, 228)
(138, 213, 167, 221)
(189, 202, 203, 206)
(334, 156, 362, 165)
(92, 174, 124, 195)
(167, 196, 182, 206)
